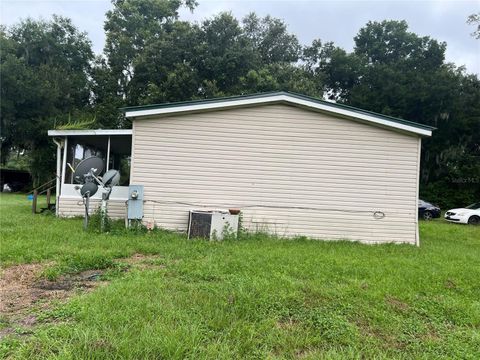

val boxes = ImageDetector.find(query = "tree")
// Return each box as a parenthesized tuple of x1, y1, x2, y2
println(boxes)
(90, 56, 126, 128)
(193, 12, 311, 97)
(240, 63, 321, 96)
(103, 0, 197, 106)
(467, 13, 480, 39)
(194, 12, 258, 97)
(303, 39, 360, 100)
(125, 20, 201, 105)
(100, 4, 310, 105)
(243, 13, 301, 65)
(0, 16, 94, 185)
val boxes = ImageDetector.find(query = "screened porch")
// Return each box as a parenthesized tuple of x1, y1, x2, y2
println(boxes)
(48, 129, 132, 216)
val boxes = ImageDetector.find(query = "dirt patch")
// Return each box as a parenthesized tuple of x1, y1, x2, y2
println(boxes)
(1, 264, 46, 315)
(0, 253, 165, 340)
(444, 279, 457, 290)
(116, 253, 165, 270)
(385, 295, 410, 312)
(276, 317, 300, 330)
(421, 324, 441, 343)
(294, 348, 317, 359)
(91, 338, 116, 352)
(0, 263, 107, 339)
(1, 265, 107, 316)
(355, 318, 404, 350)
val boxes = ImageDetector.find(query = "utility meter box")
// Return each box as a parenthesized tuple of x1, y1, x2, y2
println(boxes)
(127, 185, 144, 220)
(188, 210, 239, 240)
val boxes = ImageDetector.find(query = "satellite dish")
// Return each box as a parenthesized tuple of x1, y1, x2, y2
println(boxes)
(72, 157, 120, 232)
(80, 182, 98, 197)
(102, 169, 121, 187)
(74, 156, 104, 184)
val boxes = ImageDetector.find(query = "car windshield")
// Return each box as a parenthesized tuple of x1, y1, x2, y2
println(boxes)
(465, 202, 480, 210)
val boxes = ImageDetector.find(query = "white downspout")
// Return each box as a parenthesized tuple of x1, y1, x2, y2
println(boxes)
(52, 138, 63, 217)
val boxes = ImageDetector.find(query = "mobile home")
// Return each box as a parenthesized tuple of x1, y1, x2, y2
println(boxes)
(48, 92, 434, 244)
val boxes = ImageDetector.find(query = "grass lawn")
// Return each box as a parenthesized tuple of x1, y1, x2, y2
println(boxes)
(1, 193, 479, 359)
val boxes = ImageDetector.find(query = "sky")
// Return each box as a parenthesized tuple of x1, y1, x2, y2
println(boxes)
(1, 0, 479, 74)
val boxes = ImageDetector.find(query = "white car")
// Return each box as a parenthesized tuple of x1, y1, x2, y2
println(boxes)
(444, 202, 480, 225)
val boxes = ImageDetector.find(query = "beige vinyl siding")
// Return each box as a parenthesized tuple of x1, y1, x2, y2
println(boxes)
(58, 198, 126, 219)
(131, 104, 420, 244)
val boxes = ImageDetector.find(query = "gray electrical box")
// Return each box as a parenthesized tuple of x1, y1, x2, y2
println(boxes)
(127, 185, 144, 220)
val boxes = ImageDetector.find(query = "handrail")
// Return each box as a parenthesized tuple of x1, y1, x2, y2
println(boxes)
(38, 185, 55, 196)
(30, 177, 58, 214)
(28, 177, 58, 195)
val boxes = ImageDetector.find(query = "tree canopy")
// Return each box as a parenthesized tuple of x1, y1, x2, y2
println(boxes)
(1, 16, 94, 184)
(1, 1, 478, 206)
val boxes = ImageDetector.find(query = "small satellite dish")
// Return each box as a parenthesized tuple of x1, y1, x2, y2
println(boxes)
(74, 156, 104, 184)
(80, 182, 98, 197)
(102, 169, 121, 187)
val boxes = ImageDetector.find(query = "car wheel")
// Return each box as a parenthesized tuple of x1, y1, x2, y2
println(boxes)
(423, 211, 433, 221)
(468, 216, 480, 225)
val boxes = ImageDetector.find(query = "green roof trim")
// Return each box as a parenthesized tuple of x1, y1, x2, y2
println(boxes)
(122, 91, 435, 132)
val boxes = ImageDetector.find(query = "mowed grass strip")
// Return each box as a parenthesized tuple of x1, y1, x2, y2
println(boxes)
(1, 193, 479, 359)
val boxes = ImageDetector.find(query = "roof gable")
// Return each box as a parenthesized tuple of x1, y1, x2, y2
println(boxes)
(123, 92, 434, 137)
